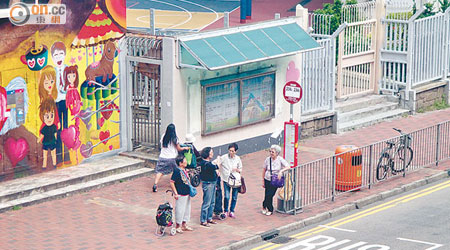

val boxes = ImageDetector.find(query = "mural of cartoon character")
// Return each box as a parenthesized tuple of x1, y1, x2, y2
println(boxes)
(38, 98, 58, 169)
(85, 41, 117, 82)
(0, 0, 125, 181)
(51, 42, 71, 165)
(64, 65, 82, 116)
(38, 66, 60, 129)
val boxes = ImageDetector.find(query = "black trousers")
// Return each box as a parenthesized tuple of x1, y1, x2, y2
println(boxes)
(262, 179, 278, 212)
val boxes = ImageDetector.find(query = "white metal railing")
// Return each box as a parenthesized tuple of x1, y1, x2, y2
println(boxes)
(301, 38, 335, 114)
(342, 21, 375, 56)
(342, 1, 376, 23)
(385, 0, 415, 20)
(410, 13, 448, 86)
(282, 120, 450, 212)
(308, 13, 333, 35)
(340, 63, 373, 97)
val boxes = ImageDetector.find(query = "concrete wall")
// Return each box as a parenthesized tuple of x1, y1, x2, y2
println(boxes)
(300, 112, 336, 139)
(415, 81, 448, 111)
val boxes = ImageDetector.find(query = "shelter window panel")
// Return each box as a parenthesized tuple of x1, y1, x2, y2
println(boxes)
(241, 73, 275, 125)
(202, 72, 276, 135)
(203, 81, 240, 134)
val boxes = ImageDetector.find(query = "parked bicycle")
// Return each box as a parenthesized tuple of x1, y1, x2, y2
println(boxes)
(376, 128, 413, 181)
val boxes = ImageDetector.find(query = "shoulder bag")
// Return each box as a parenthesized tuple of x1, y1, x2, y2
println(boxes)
(239, 176, 246, 194)
(270, 158, 285, 188)
(181, 169, 197, 197)
(227, 172, 242, 188)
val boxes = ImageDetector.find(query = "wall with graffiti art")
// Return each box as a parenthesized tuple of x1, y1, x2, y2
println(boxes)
(0, 0, 126, 181)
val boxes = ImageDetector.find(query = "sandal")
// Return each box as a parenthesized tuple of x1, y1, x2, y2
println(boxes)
(176, 227, 183, 233)
(200, 222, 210, 227)
(207, 220, 217, 224)
(182, 226, 194, 231)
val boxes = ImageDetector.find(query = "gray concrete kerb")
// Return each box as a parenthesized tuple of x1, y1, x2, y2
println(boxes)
(217, 171, 449, 250)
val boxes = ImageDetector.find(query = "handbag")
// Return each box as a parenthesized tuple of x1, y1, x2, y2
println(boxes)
(239, 176, 246, 194)
(184, 148, 193, 165)
(181, 169, 197, 197)
(270, 158, 285, 188)
(227, 172, 242, 188)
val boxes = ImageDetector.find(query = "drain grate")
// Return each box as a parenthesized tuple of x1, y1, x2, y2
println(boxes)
(270, 236, 294, 244)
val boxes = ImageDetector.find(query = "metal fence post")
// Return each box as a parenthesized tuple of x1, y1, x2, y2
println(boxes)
(293, 168, 298, 215)
(368, 144, 373, 189)
(436, 124, 441, 166)
(403, 134, 407, 177)
(332, 155, 336, 201)
(150, 9, 155, 35)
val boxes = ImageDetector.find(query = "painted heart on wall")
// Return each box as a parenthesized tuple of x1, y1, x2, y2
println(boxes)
(5, 137, 29, 167)
(99, 101, 114, 120)
(27, 58, 36, 69)
(80, 141, 93, 158)
(99, 130, 110, 145)
(37, 57, 46, 67)
(61, 125, 81, 150)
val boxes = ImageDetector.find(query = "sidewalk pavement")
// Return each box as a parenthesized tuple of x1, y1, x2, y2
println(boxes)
(1, 109, 450, 250)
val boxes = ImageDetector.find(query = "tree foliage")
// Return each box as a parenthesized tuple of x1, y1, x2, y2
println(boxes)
(438, 0, 450, 12)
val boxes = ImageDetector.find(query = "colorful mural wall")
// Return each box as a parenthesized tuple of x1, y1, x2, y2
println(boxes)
(0, 0, 126, 181)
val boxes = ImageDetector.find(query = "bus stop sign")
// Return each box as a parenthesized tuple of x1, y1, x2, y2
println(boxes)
(283, 81, 302, 104)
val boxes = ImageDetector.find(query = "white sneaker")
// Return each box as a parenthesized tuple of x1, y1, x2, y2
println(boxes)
(266, 211, 272, 216)
(261, 208, 267, 215)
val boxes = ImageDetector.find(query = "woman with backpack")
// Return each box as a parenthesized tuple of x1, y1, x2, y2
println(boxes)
(169, 154, 194, 233)
(261, 145, 290, 216)
(153, 124, 189, 192)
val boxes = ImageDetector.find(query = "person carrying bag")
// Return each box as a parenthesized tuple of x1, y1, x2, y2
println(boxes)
(170, 155, 195, 233)
(261, 145, 290, 216)
(218, 143, 243, 219)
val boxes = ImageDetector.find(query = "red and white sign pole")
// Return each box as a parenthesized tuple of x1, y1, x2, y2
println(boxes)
(283, 81, 302, 168)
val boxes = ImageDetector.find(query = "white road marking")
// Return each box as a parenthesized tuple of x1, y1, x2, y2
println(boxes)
(397, 238, 443, 250)
(135, 0, 192, 27)
(318, 225, 357, 232)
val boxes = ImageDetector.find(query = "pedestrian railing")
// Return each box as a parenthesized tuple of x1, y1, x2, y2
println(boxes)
(280, 120, 450, 214)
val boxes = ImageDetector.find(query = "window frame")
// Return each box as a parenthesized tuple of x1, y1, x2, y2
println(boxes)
(201, 71, 276, 135)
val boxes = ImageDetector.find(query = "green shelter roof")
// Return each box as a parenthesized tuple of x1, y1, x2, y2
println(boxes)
(178, 18, 321, 70)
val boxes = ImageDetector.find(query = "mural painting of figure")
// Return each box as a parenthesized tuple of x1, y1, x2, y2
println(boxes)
(64, 65, 82, 117)
(38, 98, 58, 169)
(51, 41, 70, 165)
(38, 66, 60, 129)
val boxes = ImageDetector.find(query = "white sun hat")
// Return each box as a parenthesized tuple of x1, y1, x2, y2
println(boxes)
(185, 133, 196, 143)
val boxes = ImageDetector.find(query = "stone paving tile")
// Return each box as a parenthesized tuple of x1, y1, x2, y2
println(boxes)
(1, 110, 450, 249)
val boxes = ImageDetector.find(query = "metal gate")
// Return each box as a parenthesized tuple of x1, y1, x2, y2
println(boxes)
(337, 1, 378, 98)
(125, 36, 162, 150)
(301, 38, 335, 114)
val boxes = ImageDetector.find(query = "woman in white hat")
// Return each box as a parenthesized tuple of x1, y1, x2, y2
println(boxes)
(184, 134, 200, 161)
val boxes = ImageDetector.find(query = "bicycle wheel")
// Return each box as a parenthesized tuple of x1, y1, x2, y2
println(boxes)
(191, 173, 201, 187)
(376, 152, 392, 181)
(392, 146, 413, 173)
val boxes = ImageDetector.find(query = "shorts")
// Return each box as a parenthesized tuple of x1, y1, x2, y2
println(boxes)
(43, 143, 57, 151)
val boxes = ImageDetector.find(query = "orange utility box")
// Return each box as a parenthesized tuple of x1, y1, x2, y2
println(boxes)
(335, 145, 362, 191)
